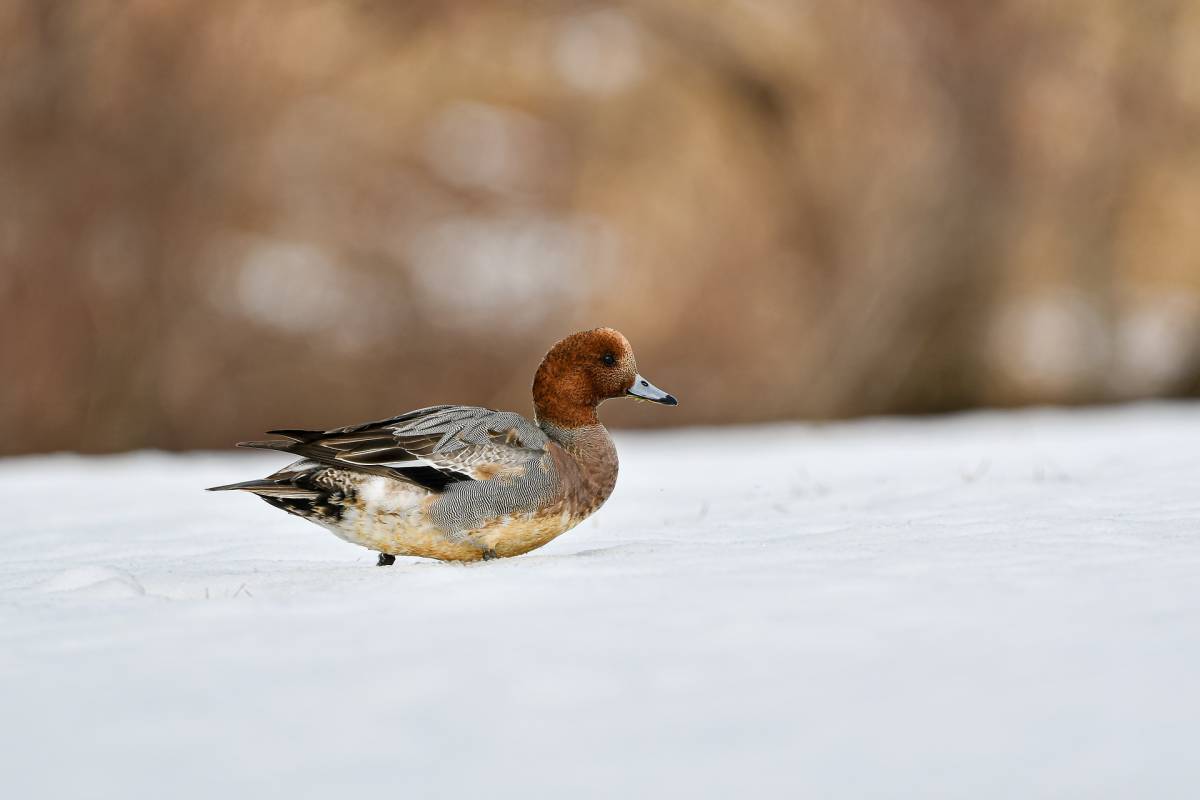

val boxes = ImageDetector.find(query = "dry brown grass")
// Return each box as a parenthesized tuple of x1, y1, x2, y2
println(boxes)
(3, 1, 1199, 453)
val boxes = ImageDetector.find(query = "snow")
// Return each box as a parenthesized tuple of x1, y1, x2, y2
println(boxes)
(2, 404, 1198, 798)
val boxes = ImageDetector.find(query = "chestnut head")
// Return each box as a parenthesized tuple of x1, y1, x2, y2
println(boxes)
(532, 328, 676, 428)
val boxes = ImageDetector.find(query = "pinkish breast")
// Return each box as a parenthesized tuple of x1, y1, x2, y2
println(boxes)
(544, 423, 620, 518)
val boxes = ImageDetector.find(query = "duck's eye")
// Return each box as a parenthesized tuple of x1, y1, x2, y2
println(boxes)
(602, 352, 616, 367)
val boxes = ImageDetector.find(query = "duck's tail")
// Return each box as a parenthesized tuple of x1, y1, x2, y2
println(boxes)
(205, 435, 334, 496)
(207, 468, 350, 526)
(233, 439, 297, 452)
(205, 479, 318, 498)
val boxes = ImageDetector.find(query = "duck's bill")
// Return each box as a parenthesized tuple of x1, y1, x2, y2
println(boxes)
(627, 374, 678, 406)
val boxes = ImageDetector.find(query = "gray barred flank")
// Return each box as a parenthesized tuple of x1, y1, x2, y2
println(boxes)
(429, 456, 560, 532)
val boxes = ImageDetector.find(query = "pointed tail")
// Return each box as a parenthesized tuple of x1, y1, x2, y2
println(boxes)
(207, 479, 272, 493)
(206, 479, 318, 499)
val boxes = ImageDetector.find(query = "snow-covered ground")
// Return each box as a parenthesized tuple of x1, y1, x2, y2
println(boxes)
(1, 404, 1198, 798)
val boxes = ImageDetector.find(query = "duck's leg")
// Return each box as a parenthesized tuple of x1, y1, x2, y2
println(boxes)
(376, 553, 396, 567)
(481, 548, 499, 561)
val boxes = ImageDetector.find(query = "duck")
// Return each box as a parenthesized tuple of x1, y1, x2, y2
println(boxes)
(208, 328, 677, 564)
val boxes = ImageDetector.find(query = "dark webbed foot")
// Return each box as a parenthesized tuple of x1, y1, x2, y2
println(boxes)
(481, 548, 499, 561)
(376, 553, 396, 567)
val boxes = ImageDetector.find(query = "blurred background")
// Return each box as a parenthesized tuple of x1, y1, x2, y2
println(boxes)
(3, 0, 1200, 455)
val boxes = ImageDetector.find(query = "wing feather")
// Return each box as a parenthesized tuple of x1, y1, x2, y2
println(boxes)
(263, 406, 549, 485)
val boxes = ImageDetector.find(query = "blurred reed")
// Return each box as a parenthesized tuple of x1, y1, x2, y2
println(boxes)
(2, 0, 1199, 454)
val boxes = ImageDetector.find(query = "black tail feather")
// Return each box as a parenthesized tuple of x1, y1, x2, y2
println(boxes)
(236, 439, 298, 452)
(207, 479, 285, 493)
(207, 474, 344, 522)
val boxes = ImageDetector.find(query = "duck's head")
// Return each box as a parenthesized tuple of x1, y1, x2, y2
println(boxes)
(533, 328, 677, 428)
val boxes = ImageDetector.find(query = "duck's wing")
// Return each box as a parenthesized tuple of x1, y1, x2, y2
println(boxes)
(245, 406, 550, 487)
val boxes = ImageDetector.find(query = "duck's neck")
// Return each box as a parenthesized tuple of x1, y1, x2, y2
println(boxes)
(539, 418, 619, 513)
(538, 417, 613, 459)
(532, 370, 617, 489)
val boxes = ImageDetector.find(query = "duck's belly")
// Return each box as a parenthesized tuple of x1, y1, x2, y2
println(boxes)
(329, 508, 584, 562)
(336, 515, 487, 562)
(476, 508, 587, 558)
(324, 476, 586, 562)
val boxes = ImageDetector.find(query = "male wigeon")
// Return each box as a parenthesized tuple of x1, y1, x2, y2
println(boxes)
(209, 328, 677, 564)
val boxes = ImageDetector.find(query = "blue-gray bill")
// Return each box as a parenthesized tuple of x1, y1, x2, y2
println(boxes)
(626, 374, 678, 405)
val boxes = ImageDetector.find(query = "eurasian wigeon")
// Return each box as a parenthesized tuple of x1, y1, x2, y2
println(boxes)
(209, 328, 677, 564)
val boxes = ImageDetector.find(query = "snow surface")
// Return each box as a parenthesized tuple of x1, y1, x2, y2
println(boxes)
(2, 404, 1198, 799)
